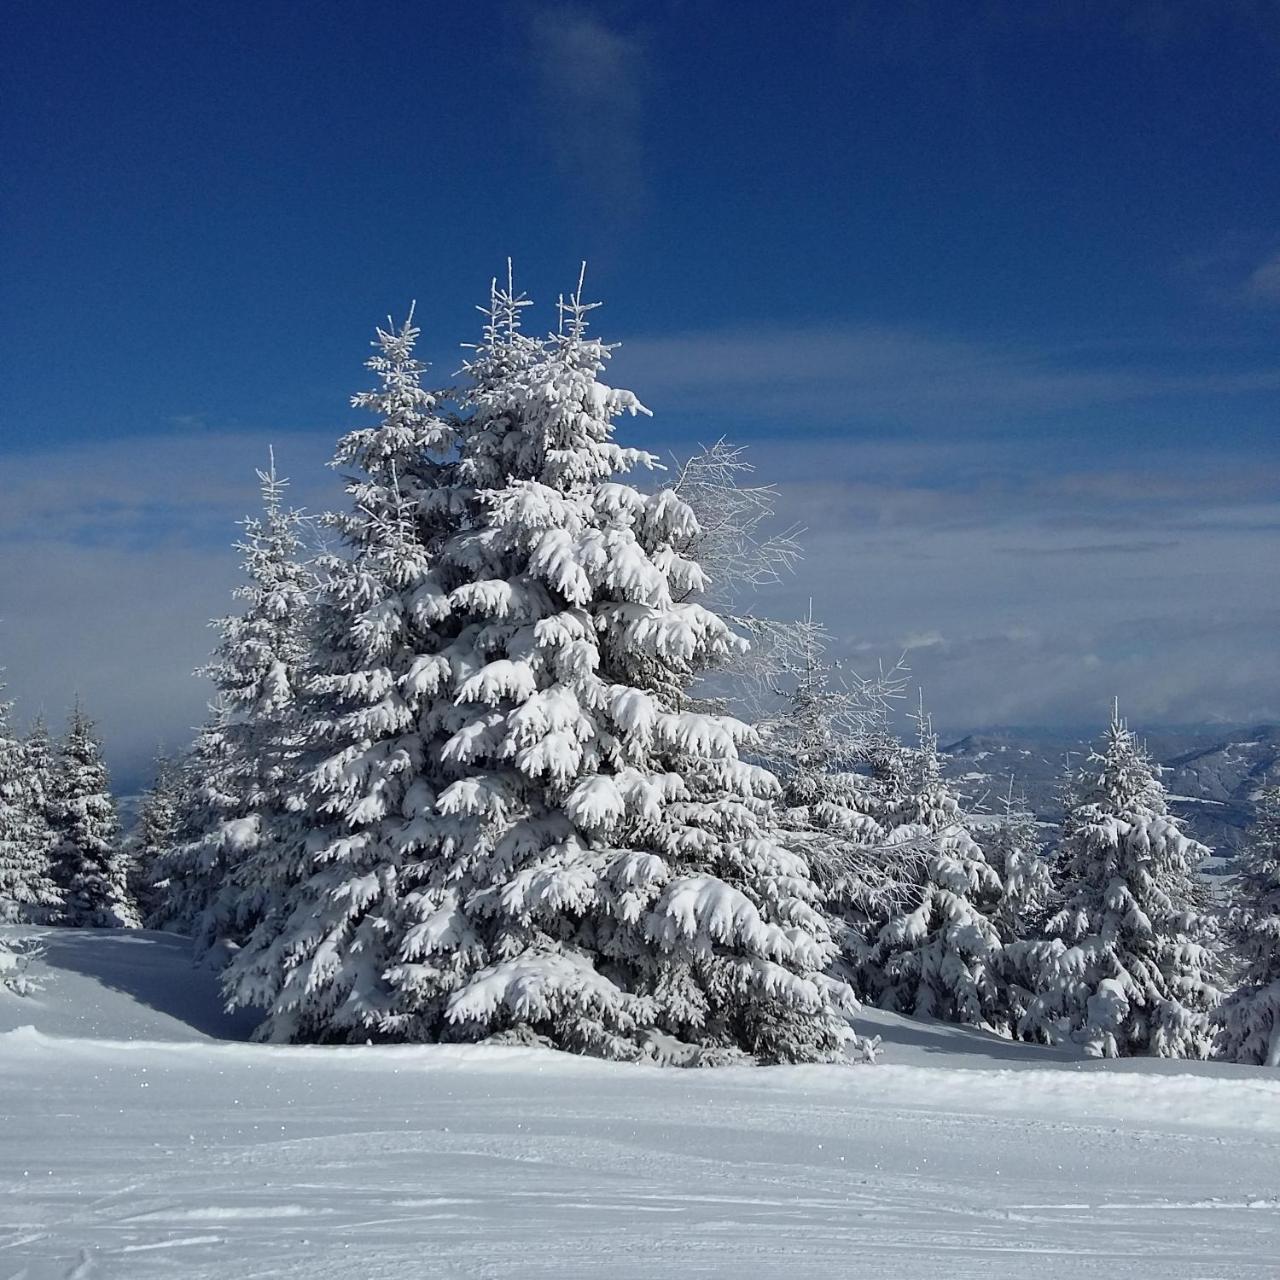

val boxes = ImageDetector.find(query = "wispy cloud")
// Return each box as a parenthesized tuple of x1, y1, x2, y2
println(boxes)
(612, 323, 1280, 432)
(1243, 249, 1280, 304)
(999, 540, 1181, 557)
(1, 402, 1276, 785)
(1179, 234, 1280, 308)
(524, 6, 649, 219)
(0, 431, 334, 549)
(741, 437, 1280, 734)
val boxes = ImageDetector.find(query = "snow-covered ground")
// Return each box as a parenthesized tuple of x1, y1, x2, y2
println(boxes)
(2, 927, 1278, 1279)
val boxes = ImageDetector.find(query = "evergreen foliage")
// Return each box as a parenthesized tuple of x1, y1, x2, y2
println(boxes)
(987, 783, 1057, 1035)
(151, 717, 235, 937)
(985, 785, 1055, 945)
(156, 458, 313, 955)
(50, 706, 138, 928)
(22, 717, 59, 881)
(1216, 784, 1280, 1065)
(0, 693, 60, 922)
(128, 755, 185, 928)
(1023, 712, 1220, 1057)
(43, 272, 1250, 1067)
(855, 712, 1007, 1029)
(228, 276, 862, 1064)
(225, 300, 465, 1037)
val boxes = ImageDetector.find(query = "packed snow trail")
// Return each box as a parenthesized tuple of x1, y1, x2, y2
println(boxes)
(2, 929, 1279, 1279)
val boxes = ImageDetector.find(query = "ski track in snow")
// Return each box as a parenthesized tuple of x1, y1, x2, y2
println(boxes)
(2, 928, 1279, 1279)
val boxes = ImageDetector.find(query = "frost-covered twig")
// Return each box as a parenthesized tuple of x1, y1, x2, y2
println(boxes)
(670, 438, 802, 606)
(0, 935, 45, 997)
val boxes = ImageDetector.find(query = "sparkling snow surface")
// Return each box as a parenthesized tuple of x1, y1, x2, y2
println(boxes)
(2, 927, 1278, 1279)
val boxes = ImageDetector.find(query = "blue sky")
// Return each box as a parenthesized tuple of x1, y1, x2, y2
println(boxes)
(2, 1, 1278, 783)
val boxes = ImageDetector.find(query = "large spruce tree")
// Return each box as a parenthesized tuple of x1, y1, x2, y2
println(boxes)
(225, 302, 466, 1035)
(228, 277, 861, 1064)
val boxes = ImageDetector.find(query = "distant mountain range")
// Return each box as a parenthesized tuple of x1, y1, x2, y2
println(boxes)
(939, 723, 1280, 859)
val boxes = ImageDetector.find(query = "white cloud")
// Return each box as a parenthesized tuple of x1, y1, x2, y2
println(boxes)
(1244, 250, 1280, 304)
(610, 324, 1280, 429)
(759, 469, 1280, 735)
(901, 630, 947, 651)
(525, 7, 648, 217)
(1179, 235, 1280, 309)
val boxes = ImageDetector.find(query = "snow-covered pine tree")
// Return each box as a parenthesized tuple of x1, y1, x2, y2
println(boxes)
(1216, 784, 1280, 1065)
(0, 690, 60, 923)
(754, 615, 913, 931)
(22, 717, 59, 885)
(380, 274, 859, 1064)
(986, 780, 1057, 1035)
(233, 274, 862, 1064)
(150, 715, 237, 936)
(856, 702, 1007, 1030)
(224, 301, 467, 1036)
(196, 456, 314, 956)
(1024, 709, 1221, 1057)
(127, 754, 185, 928)
(154, 455, 313, 957)
(987, 780, 1055, 944)
(758, 612, 888, 829)
(50, 705, 138, 928)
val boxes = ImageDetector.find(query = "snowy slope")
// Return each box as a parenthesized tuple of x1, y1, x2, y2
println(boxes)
(2, 928, 1279, 1280)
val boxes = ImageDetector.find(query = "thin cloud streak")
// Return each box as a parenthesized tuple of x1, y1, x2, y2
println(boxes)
(612, 324, 1280, 429)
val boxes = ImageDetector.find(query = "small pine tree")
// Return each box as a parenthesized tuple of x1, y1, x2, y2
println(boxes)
(1216, 784, 1280, 1065)
(23, 717, 59, 874)
(0, 691, 60, 923)
(857, 705, 1007, 1029)
(987, 781, 1055, 943)
(987, 781, 1057, 1034)
(203, 456, 312, 955)
(156, 458, 313, 956)
(151, 716, 237, 933)
(50, 706, 138, 928)
(755, 615, 900, 941)
(759, 612, 890, 830)
(127, 755, 185, 927)
(1026, 710, 1221, 1058)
